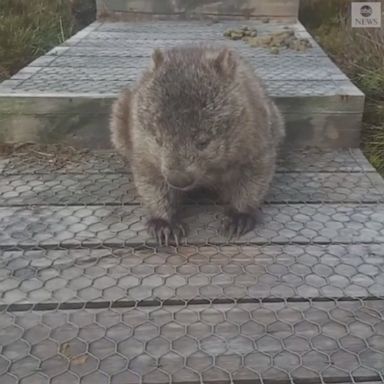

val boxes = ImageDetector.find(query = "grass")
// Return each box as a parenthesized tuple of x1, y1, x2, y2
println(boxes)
(300, 0, 384, 174)
(0, 0, 95, 81)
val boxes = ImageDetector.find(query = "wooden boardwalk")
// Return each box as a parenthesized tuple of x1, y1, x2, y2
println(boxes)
(0, 146, 383, 383)
(0, 20, 363, 148)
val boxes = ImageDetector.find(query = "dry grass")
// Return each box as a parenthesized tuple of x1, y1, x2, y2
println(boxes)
(0, 0, 95, 80)
(301, 0, 384, 174)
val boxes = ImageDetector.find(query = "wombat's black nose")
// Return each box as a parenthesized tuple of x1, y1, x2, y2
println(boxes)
(166, 171, 195, 190)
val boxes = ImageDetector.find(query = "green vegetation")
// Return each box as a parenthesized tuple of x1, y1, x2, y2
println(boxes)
(300, 0, 384, 173)
(0, 0, 95, 80)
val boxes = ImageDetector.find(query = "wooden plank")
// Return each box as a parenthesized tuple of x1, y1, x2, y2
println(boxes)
(97, 0, 300, 19)
(0, 112, 110, 149)
(285, 112, 363, 148)
(1, 148, 375, 176)
(0, 244, 383, 305)
(0, 93, 364, 149)
(0, 96, 113, 115)
(276, 94, 365, 115)
(0, 109, 364, 149)
(0, 92, 364, 115)
(0, 300, 383, 383)
(0, 171, 383, 206)
(1, 204, 384, 247)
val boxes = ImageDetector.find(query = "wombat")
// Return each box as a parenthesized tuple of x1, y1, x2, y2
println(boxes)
(110, 44, 285, 245)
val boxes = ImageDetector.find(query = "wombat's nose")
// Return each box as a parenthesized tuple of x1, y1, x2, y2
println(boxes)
(166, 171, 195, 190)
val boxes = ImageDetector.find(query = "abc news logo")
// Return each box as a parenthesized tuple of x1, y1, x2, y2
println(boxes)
(352, 2, 382, 28)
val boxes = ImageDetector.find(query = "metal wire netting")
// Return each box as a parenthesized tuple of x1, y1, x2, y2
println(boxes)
(0, 146, 383, 383)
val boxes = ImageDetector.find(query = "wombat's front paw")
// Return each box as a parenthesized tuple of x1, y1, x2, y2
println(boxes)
(147, 218, 186, 246)
(223, 211, 256, 240)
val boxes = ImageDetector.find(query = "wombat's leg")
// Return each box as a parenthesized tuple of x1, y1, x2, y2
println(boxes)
(221, 162, 275, 239)
(223, 211, 257, 240)
(110, 88, 131, 158)
(132, 162, 186, 246)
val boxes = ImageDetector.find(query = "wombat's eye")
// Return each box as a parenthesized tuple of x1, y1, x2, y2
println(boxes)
(196, 139, 210, 150)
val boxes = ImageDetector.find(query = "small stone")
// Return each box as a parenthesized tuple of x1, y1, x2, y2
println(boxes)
(287, 40, 297, 50)
(295, 44, 304, 52)
(270, 37, 279, 47)
(243, 28, 257, 37)
(263, 35, 274, 46)
(262, 17, 270, 23)
(224, 26, 311, 52)
(296, 42, 308, 52)
(270, 47, 280, 54)
(208, 17, 219, 24)
(301, 38, 312, 48)
(246, 37, 261, 47)
(229, 31, 244, 40)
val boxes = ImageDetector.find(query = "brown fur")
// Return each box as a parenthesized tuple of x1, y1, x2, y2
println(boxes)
(110, 88, 132, 158)
(110, 44, 285, 244)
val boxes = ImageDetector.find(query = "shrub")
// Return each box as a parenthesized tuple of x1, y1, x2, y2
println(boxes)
(0, 0, 95, 80)
(301, 0, 384, 173)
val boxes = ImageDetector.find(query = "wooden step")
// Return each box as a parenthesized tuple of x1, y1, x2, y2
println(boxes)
(96, 0, 300, 21)
(0, 20, 365, 149)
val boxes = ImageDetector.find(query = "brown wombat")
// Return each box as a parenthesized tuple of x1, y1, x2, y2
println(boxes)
(110, 44, 285, 245)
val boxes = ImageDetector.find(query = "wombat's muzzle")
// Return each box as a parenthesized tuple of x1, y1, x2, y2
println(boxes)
(165, 171, 195, 191)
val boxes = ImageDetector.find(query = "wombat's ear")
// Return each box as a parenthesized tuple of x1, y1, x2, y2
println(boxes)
(151, 48, 164, 70)
(212, 48, 236, 77)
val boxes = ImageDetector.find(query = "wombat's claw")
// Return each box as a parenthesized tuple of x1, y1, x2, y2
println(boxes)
(147, 218, 186, 246)
(223, 212, 256, 240)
